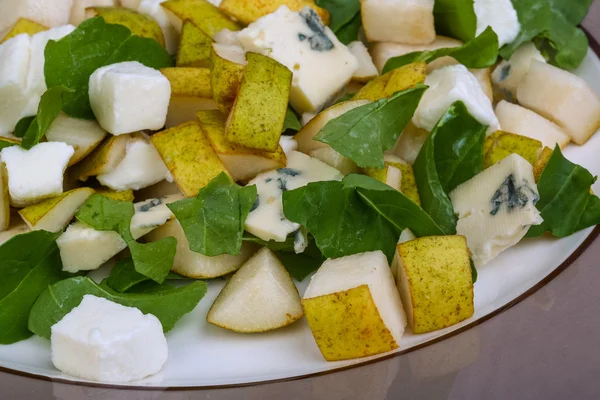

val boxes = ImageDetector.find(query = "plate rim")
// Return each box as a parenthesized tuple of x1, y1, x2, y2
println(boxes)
(2, 28, 599, 393)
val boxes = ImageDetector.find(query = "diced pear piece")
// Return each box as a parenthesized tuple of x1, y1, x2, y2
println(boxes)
(0, 165, 9, 231)
(348, 41, 378, 83)
(18, 188, 95, 232)
(384, 154, 421, 206)
(394, 235, 474, 334)
(70, 0, 118, 25)
(533, 146, 553, 182)
(73, 134, 130, 181)
(146, 219, 257, 278)
(308, 147, 359, 175)
(303, 251, 406, 361)
(491, 42, 545, 102)
(86, 6, 165, 46)
(161, 67, 212, 98)
(207, 247, 303, 332)
(151, 121, 229, 197)
(176, 20, 212, 67)
(391, 121, 428, 164)
(470, 68, 493, 102)
(495, 100, 570, 149)
(161, 0, 241, 38)
(0, 215, 29, 244)
(218, 0, 329, 25)
(363, 165, 402, 191)
(210, 43, 246, 114)
(166, 97, 218, 128)
(294, 100, 370, 153)
(483, 130, 542, 169)
(1, 18, 47, 42)
(391, 228, 417, 280)
(517, 60, 600, 145)
(353, 62, 426, 101)
(121, 0, 142, 9)
(226, 52, 292, 152)
(198, 110, 286, 182)
(45, 112, 107, 166)
(95, 189, 135, 202)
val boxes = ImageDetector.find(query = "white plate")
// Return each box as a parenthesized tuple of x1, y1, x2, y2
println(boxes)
(2, 49, 600, 389)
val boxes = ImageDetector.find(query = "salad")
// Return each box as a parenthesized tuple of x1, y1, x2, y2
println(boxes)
(0, 0, 599, 385)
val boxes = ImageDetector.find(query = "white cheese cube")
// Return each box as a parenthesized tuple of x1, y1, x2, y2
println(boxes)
(348, 41, 378, 82)
(0, 34, 32, 137)
(449, 154, 543, 267)
(1, 142, 74, 207)
(0, 0, 74, 32)
(24, 25, 76, 116)
(138, 0, 179, 54)
(361, 0, 435, 45)
(120, 0, 142, 9)
(495, 100, 570, 149)
(51, 295, 168, 383)
(213, 28, 241, 46)
(237, 6, 359, 114)
(97, 134, 172, 191)
(245, 151, 343, 242)
(473, 0, 520, 47)
(70, 0, 118, 25)
(491, 43, 545, 102)
(413, 64, 499, 134)
(89, 61, 171, 135)
(517, 60, 600, 145)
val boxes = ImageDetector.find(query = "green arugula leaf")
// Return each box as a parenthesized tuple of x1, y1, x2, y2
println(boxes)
(433, 0, 477, 43)
(527, 146, 600, 237)
(413, 102, 487, 234)
(168, 173, 257, 257)
(106, 259, 190, 293)
(13, 116, 35, 139)
(470, 259, 478, 284)
(0, 139, 17, 151)
(334, 12, 362, 45)
(76, 194, 176, 283)
(383, 27, 499, 73)
(315, 85, 427, 168)
(315, 0, 360, 32)
(44, 17, 172, 119)
(283, 108, 301, 132)
(500, 0, 552, 59)
(28, 277, 207, 339)
(0, 230, 63, 344)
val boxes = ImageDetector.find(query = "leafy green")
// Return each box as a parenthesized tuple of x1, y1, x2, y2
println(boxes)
(0, 139, 17, 151)
(283, 108, 301, 132)
(433, 0, 477, 43)
(383, 27, 499, 73)
(21, 86, 75, 150)
(332, 92, 355, 106)
(500, 0, 552, 59)
(76, 194, 176, 283)
(28, 277, 207, 339)
(168, 173, 257, 257)
(334, 12, 362, 45)
(413, 102, 487, 234)
(527, 146, 600, 237)
(13, 116, 35, 138)
(0, 231, 63, 344)
(470, 259, 478, 284)
(106, 259, 189, 293)
(314, 85, 427, 168)
(44, 17, 172, 119)
(315, 0, 361, 44)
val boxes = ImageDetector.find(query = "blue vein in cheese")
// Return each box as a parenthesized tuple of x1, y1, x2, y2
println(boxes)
(490, 174, 539, 216)
(298, 8, 334, 52)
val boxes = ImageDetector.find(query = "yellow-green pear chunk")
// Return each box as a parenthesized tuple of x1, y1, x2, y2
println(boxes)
(303, 251, 406, 361)
(197, 110, 286, 182)
(146, 219, 257, 279)
(1, 18, 47, 43)
(353, 62, 426, 101)
(391, 121, 429, 164)
(218, 0, 329, 25)
(95, 189, 135, 202)
(0, 165, 9, 232)
(136, 180, 183, 200)
(384, 154, 421, 206)
(210, 43, 246, 114)
(308, 147, 359, 175)
(533, 146, 553, 182)
(176, 20, 213, 67)
(0, 216, 29, 244)
(363, 165, 402, 191)
(72, 134, 130, 181)
(166, 97, 218, 128)
(18, 188, 95, 232)
(161, 0, 241, 38)
(150, 121, 229, 197)
(46, 113, 107, 167)
(483, 130, 542, 169)
(87, 7, 166, 46)
(394, 235, 474, 334)
(207, 247, 303, 332)
(226, 52, 292, 152)
(160, 67, 212, 98)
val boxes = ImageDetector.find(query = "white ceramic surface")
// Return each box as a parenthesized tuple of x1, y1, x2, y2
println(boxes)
(2, 50, 600, 389)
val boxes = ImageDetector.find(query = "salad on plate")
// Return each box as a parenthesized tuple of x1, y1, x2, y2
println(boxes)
(0, 0, 599, 384)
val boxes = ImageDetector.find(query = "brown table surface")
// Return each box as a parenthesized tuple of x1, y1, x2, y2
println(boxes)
(3, 3, 600, 399)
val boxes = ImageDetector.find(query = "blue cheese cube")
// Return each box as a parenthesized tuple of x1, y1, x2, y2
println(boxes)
(449, 154, 543, 267)
(245, 151, 343, 242)
(237, 6, 358, 114)
(491, 43, 546, 102)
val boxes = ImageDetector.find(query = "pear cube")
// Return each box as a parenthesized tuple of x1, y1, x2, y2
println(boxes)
(73, 134, 130, 181)
(482, 130, 542, 169)
(353, 62, 426, 101)
(218, 0, 329, 25)
(85, 6, 165, 46)
(176, 20, 212, 67)
(138, 0, 180, 53)
(348, 41, 378, 83)
(161, 0, 241, 37)
(0, 165, 9, 231)
(210, 43, 246, 114)
(1, 18, 47, 42)
(308, 147, 359, 175)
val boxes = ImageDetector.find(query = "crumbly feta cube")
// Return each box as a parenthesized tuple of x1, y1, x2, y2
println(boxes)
(51, 295, 168, 383)
(237, 6, 358, 114)
(245, 151, 343, 242)
(138, 0, 179, 54)
(361, 0, 435, 45)
(0, 0, 74, 32)
(449, 154, 543, 267)
(491, 43, 545, 101)
(413, 64, 499, 134)
(24, 25, 76, 116)
(89, 61, 171, 135)
(97, 134, 172, 191)
(473, 0, 520, 47)
(1, 142, 74, 207)
(348, 41, 378, 82)
(0, 34, 32, 137)
(517, 60, 600, 145)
